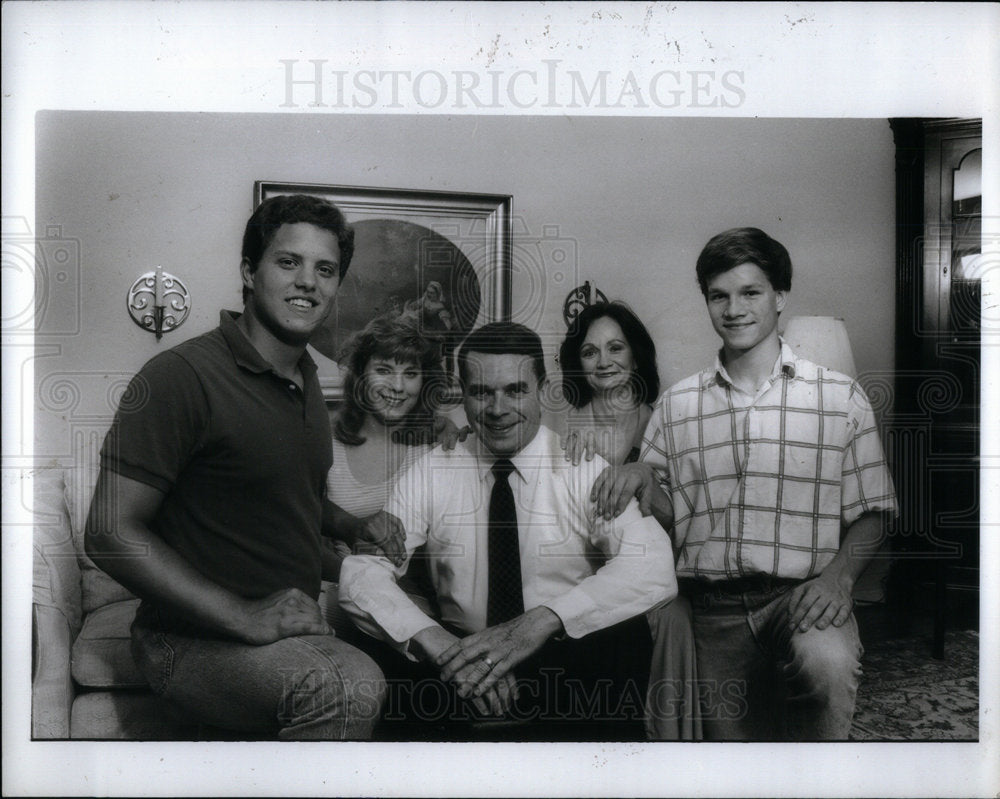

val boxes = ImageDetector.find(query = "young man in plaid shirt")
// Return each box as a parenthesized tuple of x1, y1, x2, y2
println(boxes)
(593, 227, 897, 740)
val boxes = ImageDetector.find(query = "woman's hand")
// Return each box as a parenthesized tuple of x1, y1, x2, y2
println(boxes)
(353, 510, 408, 566)
(560, 426, 608, 465)
(433, 414, 472, 451)
(590, 462, 657, 519)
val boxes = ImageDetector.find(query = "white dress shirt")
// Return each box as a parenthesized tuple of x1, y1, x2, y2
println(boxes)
(339, 424, 677, 654)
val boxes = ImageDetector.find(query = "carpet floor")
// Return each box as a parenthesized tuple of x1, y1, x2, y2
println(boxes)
(849, 629, 979, 741)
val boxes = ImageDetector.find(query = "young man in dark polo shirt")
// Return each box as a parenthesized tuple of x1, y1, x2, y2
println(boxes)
(85, 194, 386, 739)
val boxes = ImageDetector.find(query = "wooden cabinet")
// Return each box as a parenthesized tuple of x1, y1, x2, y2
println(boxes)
(888, 118, 981, 655)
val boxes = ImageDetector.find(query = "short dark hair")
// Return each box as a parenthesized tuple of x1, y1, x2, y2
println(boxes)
(334, 313, 447, 447)
(695, 227, 792, 296)
(241, 194, 355, 303)
(558, 302, 660, 409)
(456, 322, 546, 387)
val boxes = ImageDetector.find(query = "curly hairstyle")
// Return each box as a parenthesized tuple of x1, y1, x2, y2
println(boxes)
(558, 301, 660, 409)
(334, 313, 448, 446)
(241, 194, 355, 304)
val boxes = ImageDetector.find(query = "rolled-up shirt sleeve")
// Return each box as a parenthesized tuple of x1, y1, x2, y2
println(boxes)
(841, 382, 899, 525)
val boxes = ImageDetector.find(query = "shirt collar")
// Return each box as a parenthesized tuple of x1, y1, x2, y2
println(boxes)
(218, 310, 318, 380)
(474, 423, 552, 486)
(777, 339, 800, 378)
(705, 337, 798, 390)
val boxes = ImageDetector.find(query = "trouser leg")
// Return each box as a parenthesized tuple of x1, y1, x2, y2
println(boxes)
(690, 593, 778, 740)
(348, 633, 471, 739)
(753, 592, 864, 740)
(644, 595, 703, 740)
(350, 615, 651, 740)
(512, 614, 651, 739)
(131, 612, 386, 740)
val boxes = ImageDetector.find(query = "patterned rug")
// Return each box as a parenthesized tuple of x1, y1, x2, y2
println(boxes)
(849, 629, 979, 741)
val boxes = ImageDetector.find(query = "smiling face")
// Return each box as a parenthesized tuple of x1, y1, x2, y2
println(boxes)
(362, 357, 423, 424)
(241, 222, 341, 346)
(579, 315, 637, 397)
(705, 261, 786, 358)
(463, 352, 543, 457)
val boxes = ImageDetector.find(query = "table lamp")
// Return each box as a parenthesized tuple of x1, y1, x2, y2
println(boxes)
(780, 315, 857, 379)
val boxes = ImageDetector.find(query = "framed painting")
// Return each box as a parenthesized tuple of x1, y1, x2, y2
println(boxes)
(254, 182, 512, 401)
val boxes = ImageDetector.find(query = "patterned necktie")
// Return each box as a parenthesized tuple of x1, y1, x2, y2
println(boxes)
(487, 458, 524, 627)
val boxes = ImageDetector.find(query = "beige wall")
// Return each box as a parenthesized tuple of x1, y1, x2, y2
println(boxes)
(34, 112, 896, 461)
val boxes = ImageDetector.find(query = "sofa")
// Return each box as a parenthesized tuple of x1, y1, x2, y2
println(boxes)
(31, 465, 196, 739)
(29, 462, 645, 742)
(31, 464, 356, 740)
(32, 463, 892, 740)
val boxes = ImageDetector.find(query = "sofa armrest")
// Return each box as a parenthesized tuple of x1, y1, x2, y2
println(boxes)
(32, 603, 75, 739)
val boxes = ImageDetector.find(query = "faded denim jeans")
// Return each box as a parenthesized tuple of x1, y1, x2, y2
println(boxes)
(131, 603, 386, 740)
(688, 580, 863, 741)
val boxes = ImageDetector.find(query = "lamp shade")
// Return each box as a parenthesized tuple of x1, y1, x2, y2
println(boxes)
(781, 316, 857, 379)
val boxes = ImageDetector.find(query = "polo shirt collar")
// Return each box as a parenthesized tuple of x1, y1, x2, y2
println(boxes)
(218, 310, 318, 380)
(705, 337, 798, 390)
(474, 423, 551, 486)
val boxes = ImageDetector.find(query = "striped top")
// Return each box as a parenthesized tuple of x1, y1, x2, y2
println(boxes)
(641, 341, 897, 582)
(326, 436, 431, 518)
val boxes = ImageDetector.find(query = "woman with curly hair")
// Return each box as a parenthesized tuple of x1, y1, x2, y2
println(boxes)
(559, 301, 702, 741)
(559, 301, 660, 466)
(319, 313, 460, 630)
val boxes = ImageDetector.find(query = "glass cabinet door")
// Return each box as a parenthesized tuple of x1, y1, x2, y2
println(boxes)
(888, 117, 982, 655)
(922, 120, 981, 588)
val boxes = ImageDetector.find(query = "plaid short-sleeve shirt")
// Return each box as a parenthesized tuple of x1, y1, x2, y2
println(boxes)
(641, 341, 897, 582)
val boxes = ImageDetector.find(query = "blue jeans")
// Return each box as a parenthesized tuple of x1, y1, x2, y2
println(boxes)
(688, 580, 863, 741)
(131, 603, 386, 740)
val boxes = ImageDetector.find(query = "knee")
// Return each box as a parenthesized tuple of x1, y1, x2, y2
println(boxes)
(784, 626, 862, 694)
(280, 643, 387, 732)
(340, 649, 388, 722)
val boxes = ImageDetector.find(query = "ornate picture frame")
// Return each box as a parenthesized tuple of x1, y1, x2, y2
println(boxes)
(254, 182, 512, 401)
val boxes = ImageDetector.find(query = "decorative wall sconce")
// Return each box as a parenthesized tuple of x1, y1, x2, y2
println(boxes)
(127, 266, 191, 341)
(562, 280, 608, 328)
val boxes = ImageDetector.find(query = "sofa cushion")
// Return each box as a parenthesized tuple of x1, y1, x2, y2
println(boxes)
(70, 691, 199, 740)
(33, 469, 83, 636)
(71, 598, 145, 688)
(63, 465, 136, 613)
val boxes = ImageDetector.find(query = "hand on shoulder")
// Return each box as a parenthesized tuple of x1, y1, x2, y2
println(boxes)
(590, 461, 658, 520)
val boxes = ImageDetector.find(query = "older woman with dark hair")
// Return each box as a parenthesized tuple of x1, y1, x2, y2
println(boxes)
(558, 301, 702, 741)
(559, 301, 660, 465)
(319, 313, 460, 630)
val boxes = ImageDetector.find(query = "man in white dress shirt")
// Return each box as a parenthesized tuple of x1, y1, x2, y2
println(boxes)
(339, 322, 677, 737)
